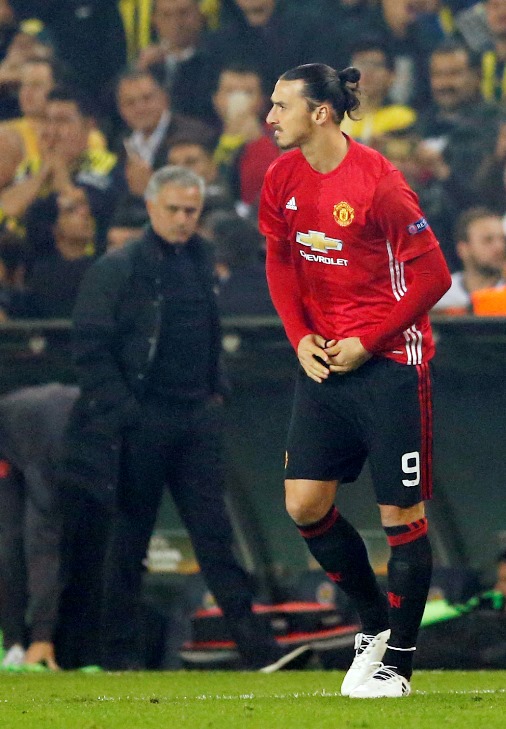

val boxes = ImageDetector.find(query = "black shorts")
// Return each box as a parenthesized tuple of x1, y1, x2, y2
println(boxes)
(285, 357, 434, 507)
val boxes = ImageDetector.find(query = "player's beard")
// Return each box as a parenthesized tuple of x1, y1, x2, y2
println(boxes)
(275, 128, 311, 151)
(276, 138, 296, 150)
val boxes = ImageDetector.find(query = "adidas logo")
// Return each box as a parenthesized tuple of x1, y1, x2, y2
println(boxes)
(285, 196, 297, 210)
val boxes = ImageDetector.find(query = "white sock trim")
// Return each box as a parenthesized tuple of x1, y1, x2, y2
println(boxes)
(388, 645, 416, 652)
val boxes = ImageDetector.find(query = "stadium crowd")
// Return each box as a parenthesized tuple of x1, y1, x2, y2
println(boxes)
(0, 0, 505, 318)
(0, 0, 506, 672)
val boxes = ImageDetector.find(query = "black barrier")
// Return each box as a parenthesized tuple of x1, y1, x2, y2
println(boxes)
(0, 316, 505, 580)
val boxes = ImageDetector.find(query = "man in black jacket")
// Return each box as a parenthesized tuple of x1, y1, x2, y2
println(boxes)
(62, 165, 307, 671)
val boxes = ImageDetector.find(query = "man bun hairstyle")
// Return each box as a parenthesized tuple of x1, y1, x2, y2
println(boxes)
(280, 63, 361, 123)
(337, 66, 361, 118)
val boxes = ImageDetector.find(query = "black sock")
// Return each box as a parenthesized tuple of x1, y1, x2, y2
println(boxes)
(297, 506, 388, 634)
(383, 518, 432, 679)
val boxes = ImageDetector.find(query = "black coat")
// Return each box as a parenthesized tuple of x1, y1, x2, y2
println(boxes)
(59, 227, 223, 508)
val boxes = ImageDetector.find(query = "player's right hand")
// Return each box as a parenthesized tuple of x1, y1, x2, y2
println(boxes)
(297, 334, 330, 383)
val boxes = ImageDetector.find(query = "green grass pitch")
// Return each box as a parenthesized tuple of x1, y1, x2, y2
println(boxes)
(0, 670, 505, 729)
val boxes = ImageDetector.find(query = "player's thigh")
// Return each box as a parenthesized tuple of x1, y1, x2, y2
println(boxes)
(366, 360, 433, 509)
(285, 371, 367, 484)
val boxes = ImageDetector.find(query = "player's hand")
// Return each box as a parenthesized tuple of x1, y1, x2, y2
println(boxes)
(24, 641, 60, 671)
(324, 337, 371, 374)
(297, 334, 330, 383)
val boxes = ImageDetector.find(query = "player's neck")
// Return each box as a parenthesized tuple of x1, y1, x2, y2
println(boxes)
(300, 129, 349, 174)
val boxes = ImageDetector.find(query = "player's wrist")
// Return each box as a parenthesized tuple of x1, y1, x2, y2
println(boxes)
(358, 333, 376, 354)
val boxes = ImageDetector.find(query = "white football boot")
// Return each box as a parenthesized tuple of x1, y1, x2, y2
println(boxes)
(340, 629, 390, 696)
(350, 662, 411, 698)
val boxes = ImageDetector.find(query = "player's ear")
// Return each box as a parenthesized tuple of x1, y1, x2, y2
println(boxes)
(313, 103, 329, 125)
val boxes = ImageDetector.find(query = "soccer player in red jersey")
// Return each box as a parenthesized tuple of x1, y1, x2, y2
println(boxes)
(259, 63, 452, 698)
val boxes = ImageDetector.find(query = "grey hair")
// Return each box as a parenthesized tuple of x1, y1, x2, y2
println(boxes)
(144, 165, 206, 202)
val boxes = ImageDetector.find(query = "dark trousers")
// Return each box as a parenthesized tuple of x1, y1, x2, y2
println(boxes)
(56, 489, 111, 669)
(101, 399, 279, 669)
(0, 462, 61, 648)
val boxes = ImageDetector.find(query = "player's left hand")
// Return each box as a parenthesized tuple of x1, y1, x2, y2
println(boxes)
(324, 337, 371, 374)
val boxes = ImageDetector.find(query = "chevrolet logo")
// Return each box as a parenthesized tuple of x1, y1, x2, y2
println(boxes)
(296, 230, 343, 252)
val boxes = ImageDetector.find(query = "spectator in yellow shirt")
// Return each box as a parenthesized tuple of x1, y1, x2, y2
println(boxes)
(0, 58, 106, 193)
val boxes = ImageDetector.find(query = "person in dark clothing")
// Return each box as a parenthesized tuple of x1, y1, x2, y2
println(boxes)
(108, 68, 216, 243)
(414, 40, 502, 238)
(0, 381, 110, 671)
(18, 187, 96, 319)
(208, 210, 277, 317)
(9, 1, 127, 109)
(137, 0, 218, 125)
(204, 0, 325, 94)
(0, 383, 79, 670)
(61, 165, 309, 671)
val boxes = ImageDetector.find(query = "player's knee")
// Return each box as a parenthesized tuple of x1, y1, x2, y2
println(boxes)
(284, 481, 333, 525)
(379, 501, 425, 528)
(286, 500, 321, 525)
(381, 501, 430, 554)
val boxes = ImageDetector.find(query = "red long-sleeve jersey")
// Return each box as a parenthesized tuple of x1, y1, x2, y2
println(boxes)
(259, 137, 451, 365)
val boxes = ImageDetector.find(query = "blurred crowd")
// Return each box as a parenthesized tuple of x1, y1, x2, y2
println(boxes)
(0, 0, 506, 321)
(1, 0, 506, 673)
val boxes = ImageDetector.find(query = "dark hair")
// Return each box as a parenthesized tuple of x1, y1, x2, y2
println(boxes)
(115, 67, 166, 95)
(168, 136, 215, 157)
(213, 61, 267, 95)
(46, 85, 96, 118)
(497, 550, 506, 564)
(430, 38, 481, 72)
(348, 34, 395, 72)
(206, 211, 262, 268)
(454, 206, 500, 243)
(279, 63, 361, 123)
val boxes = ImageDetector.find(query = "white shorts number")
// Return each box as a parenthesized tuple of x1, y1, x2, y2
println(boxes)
(401, 451, 420, 487)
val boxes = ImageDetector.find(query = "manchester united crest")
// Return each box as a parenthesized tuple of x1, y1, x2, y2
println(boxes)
(333, 201, 354, 227)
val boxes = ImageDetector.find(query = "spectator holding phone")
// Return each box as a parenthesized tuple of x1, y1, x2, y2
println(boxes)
(212, 63, 278, 208)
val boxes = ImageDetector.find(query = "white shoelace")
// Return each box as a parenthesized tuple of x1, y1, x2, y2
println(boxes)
(352, 633, 380, 663)
(368, 662, 401, 681)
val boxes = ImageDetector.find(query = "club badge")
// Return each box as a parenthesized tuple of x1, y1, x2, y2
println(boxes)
(333, 201, 354, 227)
